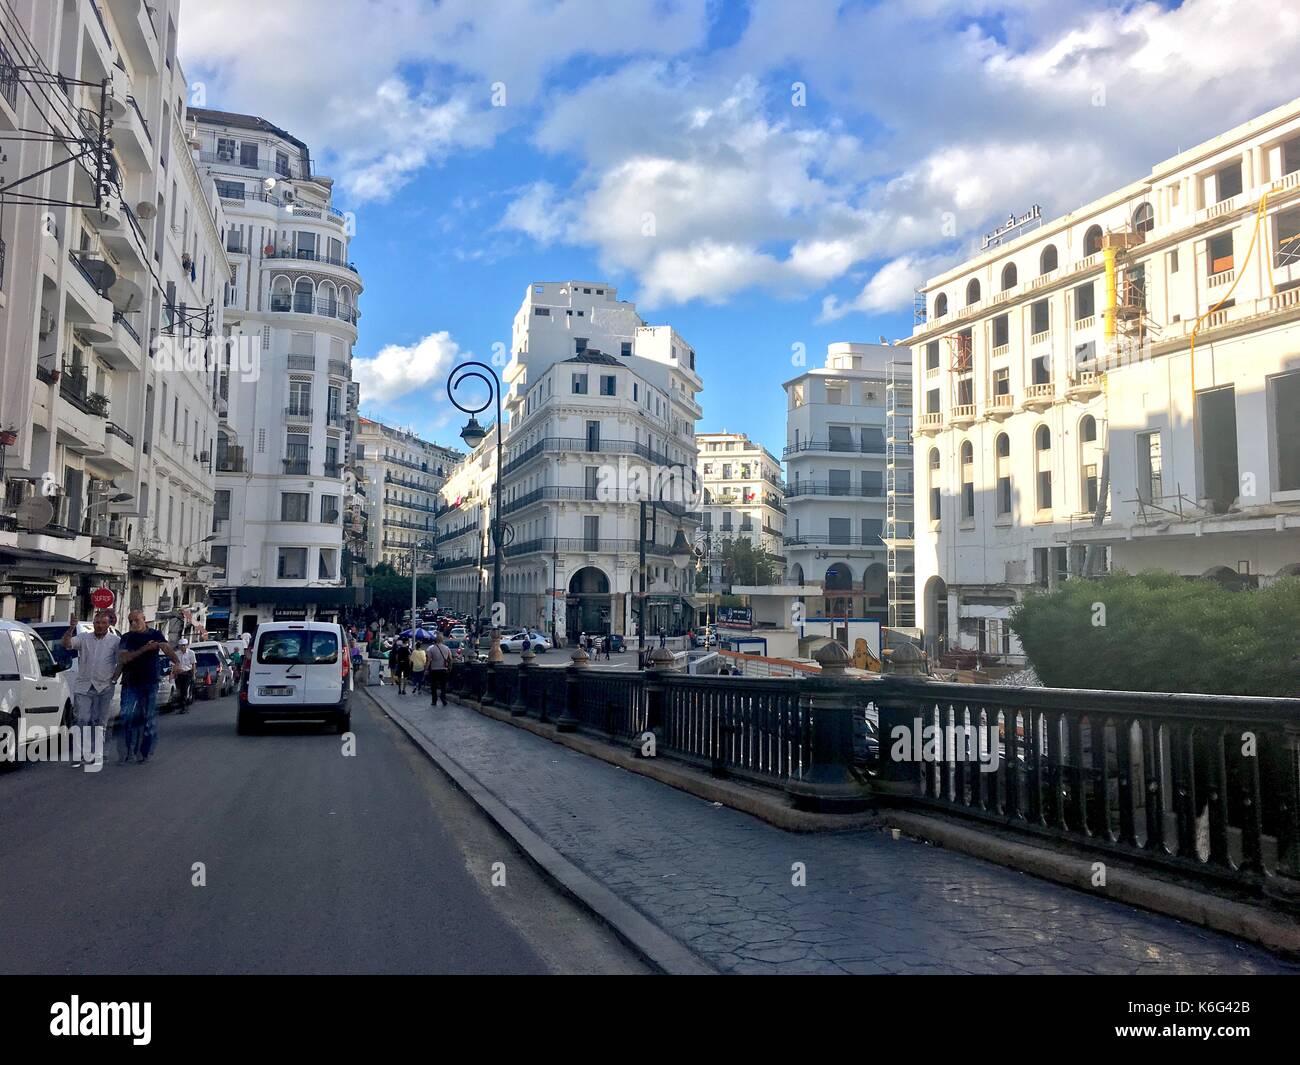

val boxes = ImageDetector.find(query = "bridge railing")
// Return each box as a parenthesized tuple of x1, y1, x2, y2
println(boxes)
(441, 647, 1300, 902)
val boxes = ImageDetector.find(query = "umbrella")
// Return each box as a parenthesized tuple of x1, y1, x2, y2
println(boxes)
(400, 627, 435, 640)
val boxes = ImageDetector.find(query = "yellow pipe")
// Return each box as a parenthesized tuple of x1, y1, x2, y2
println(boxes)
(1104, 246, 1117, 343)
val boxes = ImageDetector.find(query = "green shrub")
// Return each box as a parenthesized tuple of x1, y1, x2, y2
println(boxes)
(1008, 572, 1300, 696)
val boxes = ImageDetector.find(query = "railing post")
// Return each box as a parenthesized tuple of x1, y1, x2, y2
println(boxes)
(785, 642, 871, 813)
(1265, 720, 1300, 912)
(511, 647, 534, 717)
(481, 630, 502, 707)
(556, 645, 588, 732)
(871, 643, 932, 801)
(640, 646, 674, 754)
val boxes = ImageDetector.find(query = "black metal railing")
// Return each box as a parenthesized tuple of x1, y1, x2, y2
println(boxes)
(265, 248, 360, 275)
(784, 439, 886, 458)
(282, 458, 309, 475)
(504, 537, 681, 558)
(785, 482, 886, 500)
(783, 533, 884, 547)
(105, 421, 134, 446)
(0, 41, 17, 110)
(502, 436, 678, 478)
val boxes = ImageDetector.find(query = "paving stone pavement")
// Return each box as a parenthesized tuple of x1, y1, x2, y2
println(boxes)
(369, 685, 1298, 975)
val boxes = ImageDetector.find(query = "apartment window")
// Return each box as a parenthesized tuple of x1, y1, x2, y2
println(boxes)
(861, 470, 883, 497)
(992, 314, 1009, 348)
(585, 419, 600, 451)
(1208, 231, 1234, 274)
(277, 547, 307, 580)
(960, 441, 974, 520)
(1273, 370, 1300, 491)
(995, 434, 1012, 517)
(1081, 414, 1097, 442)
(828, 518, 851, 544)
(722, 511, 733, 531)
(825, 385, 843, 405)
(620, 342, 632, 357)
(956, 376, 974, 406)
(1276, 207, 1300, 267)
(288, 380, 311, 414)
(926, 387, 940, 414)
(1083, 225, 1104, 256)
(966, 278, 981, 305)
(1030, 299, 1050, 335)
(925, 340, 940, 371)
(1075, 282, 1095, 321)
(584, 466, 599, 501)
(1197, 387, 1240, 514)
(1035, 425, 1053, 511)
(1133, 202, 1155, 234)
(318, 549, 337, 580)
(599, 375, 616, 396)
(583, 515, 599, 551)
(861, 518, 883, 544)
(216, 180, 244, 201)
(240, 142, 258, 169)
(927, 446, 948, 524)
(211, 545, 228, 572)
(828, 469, 850, 496)
(1032, 355, 1051, 385)
(1001, 262, 1018, 290)
(214, 490, 231, 523)
(276, 151, 290, 178)
(321, 495, 339, 523)
(860, 426, 884, 453)
(574, 338, 588, 354)
(216, 136, 236, 160)
(1083, 463, 1099, 514)
(934, 293, 948, 316)
(1169, 248, 1180, 273)
(993, 368, 1010, 396)
(1215, 161, 1243, 203)
(534, 307, 550, 316)
(1040, 245, 1058, 274)
(281, 493, 310, 522)
(571, 374, 588, 395)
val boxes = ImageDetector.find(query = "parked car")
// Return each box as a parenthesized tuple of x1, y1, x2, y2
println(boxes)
(193, 650, 235, 698)
(500, 630, 552, 654)
(157, 658, 178, 712)
(448, 625, 468, 641)
(0, 619, 75, 766)
(190, 642, 236, 694)
(238, 621, 351, 734)
(606, 633, 626, 653)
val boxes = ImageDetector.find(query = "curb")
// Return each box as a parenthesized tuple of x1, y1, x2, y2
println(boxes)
(361, 687, 716, 976)
(421, 688, 1300, 961)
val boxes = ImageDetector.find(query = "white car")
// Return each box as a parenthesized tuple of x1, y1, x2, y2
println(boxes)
(448, 625, 468, 641)
(0, 619, 74, 765)
(239, 621, 352, 734)
(500, 630, 552, 654)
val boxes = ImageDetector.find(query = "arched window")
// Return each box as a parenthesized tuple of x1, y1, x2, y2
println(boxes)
(928, 448, 941, 522)
(966, 278, 981, 305)
(293, 277, 314, 314)
(1001, 263, 1018, 291)
(1080, 415, 1101, 513)
(271, 275, 292, 311)
(1040, 245, 1058, 274)
(1084, 225, 1104, 257)
(318, 281, 338, 317)
(934, 293, 948, 317)
(340, 286, 354, 323)
(1035, 425, 1053, 510)
(1081, 414, 1097, 442)
(995, 433, 1011, 516)
(960, 441, 974, 520)
(1132, 202, 1154, 235)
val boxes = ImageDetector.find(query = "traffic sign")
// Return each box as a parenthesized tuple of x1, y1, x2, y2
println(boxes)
(90, 587, 115, 610)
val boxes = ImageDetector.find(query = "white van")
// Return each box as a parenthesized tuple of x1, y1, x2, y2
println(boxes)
(237, 621, 351, 734)
(0, 619, 74, 765)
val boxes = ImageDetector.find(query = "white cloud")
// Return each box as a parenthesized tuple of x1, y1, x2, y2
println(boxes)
(820, 256, 932, 322)
(351, 331, 462, 407)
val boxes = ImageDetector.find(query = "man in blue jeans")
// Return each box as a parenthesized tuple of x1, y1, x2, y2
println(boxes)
(117, 610, 183, 764)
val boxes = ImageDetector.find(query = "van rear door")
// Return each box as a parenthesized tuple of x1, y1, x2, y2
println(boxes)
(249, 627, 308, 706)
(301, 625, 343, 707)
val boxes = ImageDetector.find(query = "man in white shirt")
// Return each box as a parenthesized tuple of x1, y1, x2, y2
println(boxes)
(174, 639, 197, 713)
(61, 611, 121, 733)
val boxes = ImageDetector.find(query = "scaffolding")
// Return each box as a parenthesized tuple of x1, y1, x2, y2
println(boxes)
(884, 357, 915, 628)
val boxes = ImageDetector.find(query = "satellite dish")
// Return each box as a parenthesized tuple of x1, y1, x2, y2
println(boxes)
(80, 257, 117, 294)
(135, 201, 157, 221)
(110, 275, 145, 313)
(17, 495, 54, 532)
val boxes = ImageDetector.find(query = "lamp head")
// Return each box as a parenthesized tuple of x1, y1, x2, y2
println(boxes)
(459, 416, 487, 449)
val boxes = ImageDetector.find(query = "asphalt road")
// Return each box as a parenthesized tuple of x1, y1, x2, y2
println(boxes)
(0, 691, 646, 975)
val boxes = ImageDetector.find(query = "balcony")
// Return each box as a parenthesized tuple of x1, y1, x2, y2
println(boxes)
(1030, 328, 1052, 347)
(985, 392, 1015, 420)
(265, 248, 361, 278)
(783, 438, 886, 458)
(55, 370, 107, 454)
(113, 94, 152, 168)
(96, 311, 143, 369)
(1074, 315, 1096, 332)
(102, 421, 135, 472)
(784, 482, 886, 500)
(1023, 381, 1055, 411)
(327, 411, 347, 429)
(0, 41, 18, 131)
(107, 0, 160, 73)
(328, 359, 349, 378)
(324, 462, 343, 478)
(282, 459, 310, 475)
(64, 250, 115, 338)
(100, 204, 148, 271)
(216, 447, 246, 473)
(286, 354, 316, 371)
(270, 296, 360, 325)
(915, 412, 943, 435)
(782, 533, 886, 550)
(1066, 370, 1103, 400)
(1207, 267, 1235, 289)
(284, 405, 313, 424)
(950, 403, 977, 428)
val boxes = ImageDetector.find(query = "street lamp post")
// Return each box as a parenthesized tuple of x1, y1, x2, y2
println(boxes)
(408, 537, 436, 630)
(448, 362, 503, 623)
(636, 498, 693, 666)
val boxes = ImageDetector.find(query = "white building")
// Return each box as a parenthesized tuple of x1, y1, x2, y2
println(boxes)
(193, 108, 367, 635)
(910, 97, 1300, 660)
(696, 431, 786, 586)
(438, 282, 703, 642)
(353, 416, 460, 571)
(0, 0, 225, 635)
(783, 343, 909, 624)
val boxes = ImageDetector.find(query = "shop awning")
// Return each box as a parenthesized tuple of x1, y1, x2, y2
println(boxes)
(0, 548, 99, 574)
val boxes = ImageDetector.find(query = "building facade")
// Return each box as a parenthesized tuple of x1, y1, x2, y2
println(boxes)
(193, 108, 367, 634)
(910, 98, 1300, 661)
(353, 416, 460, 573)
(696, 431, 786, 587)
(783, 343, 907, 624)
(0, 0, 225, 635)
(437, 282, 703, 642)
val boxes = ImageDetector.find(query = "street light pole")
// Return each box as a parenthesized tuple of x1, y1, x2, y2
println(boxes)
(448, 361, 503, 621)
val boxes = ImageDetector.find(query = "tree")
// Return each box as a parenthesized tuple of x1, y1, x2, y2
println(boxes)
(1008, 572, 1300, 696)
(365, 564, 438, 620)
(696, 536, 781, 590)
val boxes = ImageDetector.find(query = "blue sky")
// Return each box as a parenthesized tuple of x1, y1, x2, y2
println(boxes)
(182, 0, 1298, 458)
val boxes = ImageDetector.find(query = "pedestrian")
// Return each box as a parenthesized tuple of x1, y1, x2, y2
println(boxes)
(391, 637, 411, 694)
(174, 639, 196, 713)
(61, 611, 120, 759)
(659, 628, 666, 649)
(427, 633, 452, 707)
(116, 610, 184, 764)
(410, 641, 428, 695)
(602, 633, 611, 660)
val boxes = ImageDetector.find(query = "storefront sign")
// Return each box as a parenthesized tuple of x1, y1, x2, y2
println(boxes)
(273, 607, 308, 621)
(981, 204, 1043, 250)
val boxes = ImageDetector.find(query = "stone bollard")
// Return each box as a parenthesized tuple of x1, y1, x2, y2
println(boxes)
(785, 641, 871, 813)
(556, 645, 588, 732)
(641, 646, 676, 751)
(872, 642, 933, 800)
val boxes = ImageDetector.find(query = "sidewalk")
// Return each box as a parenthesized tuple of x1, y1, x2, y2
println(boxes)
(367, 684, 1297, 975)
